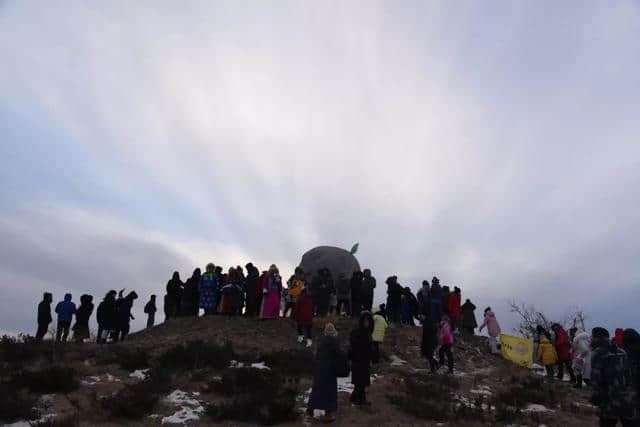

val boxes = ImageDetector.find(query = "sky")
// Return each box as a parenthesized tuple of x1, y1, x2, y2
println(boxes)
(1, 1, 639, 336)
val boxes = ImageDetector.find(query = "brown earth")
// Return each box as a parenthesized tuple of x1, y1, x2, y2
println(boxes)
(9, 315, 599, 426)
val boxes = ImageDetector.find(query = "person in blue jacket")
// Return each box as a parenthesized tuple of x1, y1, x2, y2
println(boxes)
(55, 293, 76, 343)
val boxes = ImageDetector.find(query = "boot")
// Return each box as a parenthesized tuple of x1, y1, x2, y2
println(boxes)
(297, 335, 304, 344)
(573, 375, 583, 389)
(306, 339, 313, 348)
(322, 412, 336, 423)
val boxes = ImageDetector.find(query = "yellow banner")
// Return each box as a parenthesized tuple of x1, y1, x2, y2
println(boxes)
(500, 334, 533, 367)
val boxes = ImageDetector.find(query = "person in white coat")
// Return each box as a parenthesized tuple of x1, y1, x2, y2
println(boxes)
(571, 330, 591, 388)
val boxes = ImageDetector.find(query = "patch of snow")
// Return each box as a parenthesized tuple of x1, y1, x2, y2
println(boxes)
(523, 404, 555, 413)
(250, 362, 270, 370)
(389, 354, 407, 366)
(161, 390, 204, 424)
(161, 406, 204, 424)
(2, 422, 31, 427)
(149, 414, 161, 419)
(129, 369, 150, 380)
(229, 360, 271, 370)
(470, 385, 492, 396)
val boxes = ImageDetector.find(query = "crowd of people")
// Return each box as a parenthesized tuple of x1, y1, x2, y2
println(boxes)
(32, 263, 638, 426)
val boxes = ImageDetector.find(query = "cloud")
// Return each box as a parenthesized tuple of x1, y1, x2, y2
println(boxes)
(1, 1, 639, 335)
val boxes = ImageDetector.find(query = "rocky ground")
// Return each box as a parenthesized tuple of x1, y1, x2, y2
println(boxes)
(1, 315, 599, 426)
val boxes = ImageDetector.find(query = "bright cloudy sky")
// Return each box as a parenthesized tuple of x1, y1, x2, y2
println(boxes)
(1, 1, 639, 335)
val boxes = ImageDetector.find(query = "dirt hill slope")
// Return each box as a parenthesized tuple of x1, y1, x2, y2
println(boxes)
(1, 315, 599, 426)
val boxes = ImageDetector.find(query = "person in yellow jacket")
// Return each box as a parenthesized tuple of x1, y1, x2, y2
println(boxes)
(284, 267, 305, 319)
(537, 337, 559, 379)
(372, 307, 388, 364)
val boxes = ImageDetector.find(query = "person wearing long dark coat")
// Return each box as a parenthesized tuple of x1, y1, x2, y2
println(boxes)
(165, 271, 184, 318)
(386, 276, 402, 323)
(421, 314, 439, 373)
(144, 295, 157, 328)
(96, 290, 117, 344)
(244, 263, 259, 316)
(36, 292, 53, 341)
(460, 299, 478, 335)
(117, 291, 138, 341)
(350, 312, 374, 405)
(306, 323, 342, 423)
(350, 271, 364, 317)
(181, 268, 201, 317)
(361, 269, 376, 312)
(72, 294, 94, 343)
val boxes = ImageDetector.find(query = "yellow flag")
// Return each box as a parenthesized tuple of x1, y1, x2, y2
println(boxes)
(499, 334, 534, 367)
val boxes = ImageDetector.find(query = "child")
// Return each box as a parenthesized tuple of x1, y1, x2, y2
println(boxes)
(438, 315, 454, 374)
(537, 336, 558, 379)
(372, 309, 388, 364)
(571, 330, 591, 388)
(479, 307, 501, 354)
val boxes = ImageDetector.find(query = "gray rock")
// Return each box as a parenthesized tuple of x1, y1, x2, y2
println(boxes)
(298, 246, 361, 283)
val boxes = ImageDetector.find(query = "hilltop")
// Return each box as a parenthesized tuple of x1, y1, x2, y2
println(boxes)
(0, 315, 599, 426)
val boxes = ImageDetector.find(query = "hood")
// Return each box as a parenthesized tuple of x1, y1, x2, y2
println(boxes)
(615, 328, 624, 337)
(64, 293, 72, 302)
(485, 310, 495, 318)
(623, 329, 640, 354)
(574, 331, 590, 344)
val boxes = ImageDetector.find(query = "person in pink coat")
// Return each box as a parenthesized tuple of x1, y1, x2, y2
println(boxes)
(438, 315, 455, 374)
(479, 307, 501, 354)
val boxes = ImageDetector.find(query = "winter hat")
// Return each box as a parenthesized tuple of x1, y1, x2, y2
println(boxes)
(324, 323, 338, 337)
(591, 327, 609, 339)
(432, 276, 440, 284)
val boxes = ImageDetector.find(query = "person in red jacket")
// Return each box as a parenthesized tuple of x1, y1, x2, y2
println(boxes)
(447, 287, 462, 333)
(295, 286, 314, 348)
(552, 323, 576, 382)
(613, 328, 624, 348)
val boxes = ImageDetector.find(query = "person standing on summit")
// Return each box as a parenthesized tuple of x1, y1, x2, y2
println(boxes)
(35, 292, 53, 341)
(54, 293, 76, 343)
(361, 269, 376, 312)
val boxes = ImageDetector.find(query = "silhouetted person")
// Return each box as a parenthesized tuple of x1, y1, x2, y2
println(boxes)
(461, 299, 477, 335)
(316, 268, 333, 317)
(117, 291, 138, 341)
(349, 312, 374, 405)
(350, 271, 363, 317)
(144, 295, 157, 328)
(97, 290, 117, 344)
(429, 277, 443, 323)
(417, 280, 430, 316)
(165, 271, 183, 318)
(181, 268, 201, 317)
(55, 293, 76, 343)
(199, 263, 219, 315)
(385, 276, 402, 323)
(336, 272, 351, 316)
(244, 263, 259, 316)
(72, 294, 94, 343)
(441, 285, 451, 316)
(421, 313, 439, 373)
(36, 292, 53, 341)
(361, 269, 376, 312)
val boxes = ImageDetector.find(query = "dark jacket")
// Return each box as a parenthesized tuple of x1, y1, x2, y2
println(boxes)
(119, 293, 137, 328)
(461, 301, 477, 329)
(361, 275, 376, 297)
(144, 300, 157, 315)
(38, 300, 52, 325)
(308, 336, 342, 412)
(181, 269, 201, 316)
(421, 318, 438, 357)
(55, 294, 76, 323)
(74, 295, 94, 327)
(591, 340, 636, 420)
(429, 282, 443, 323)
(97, 296, 117, 329)
(350, 313, 373, 387)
